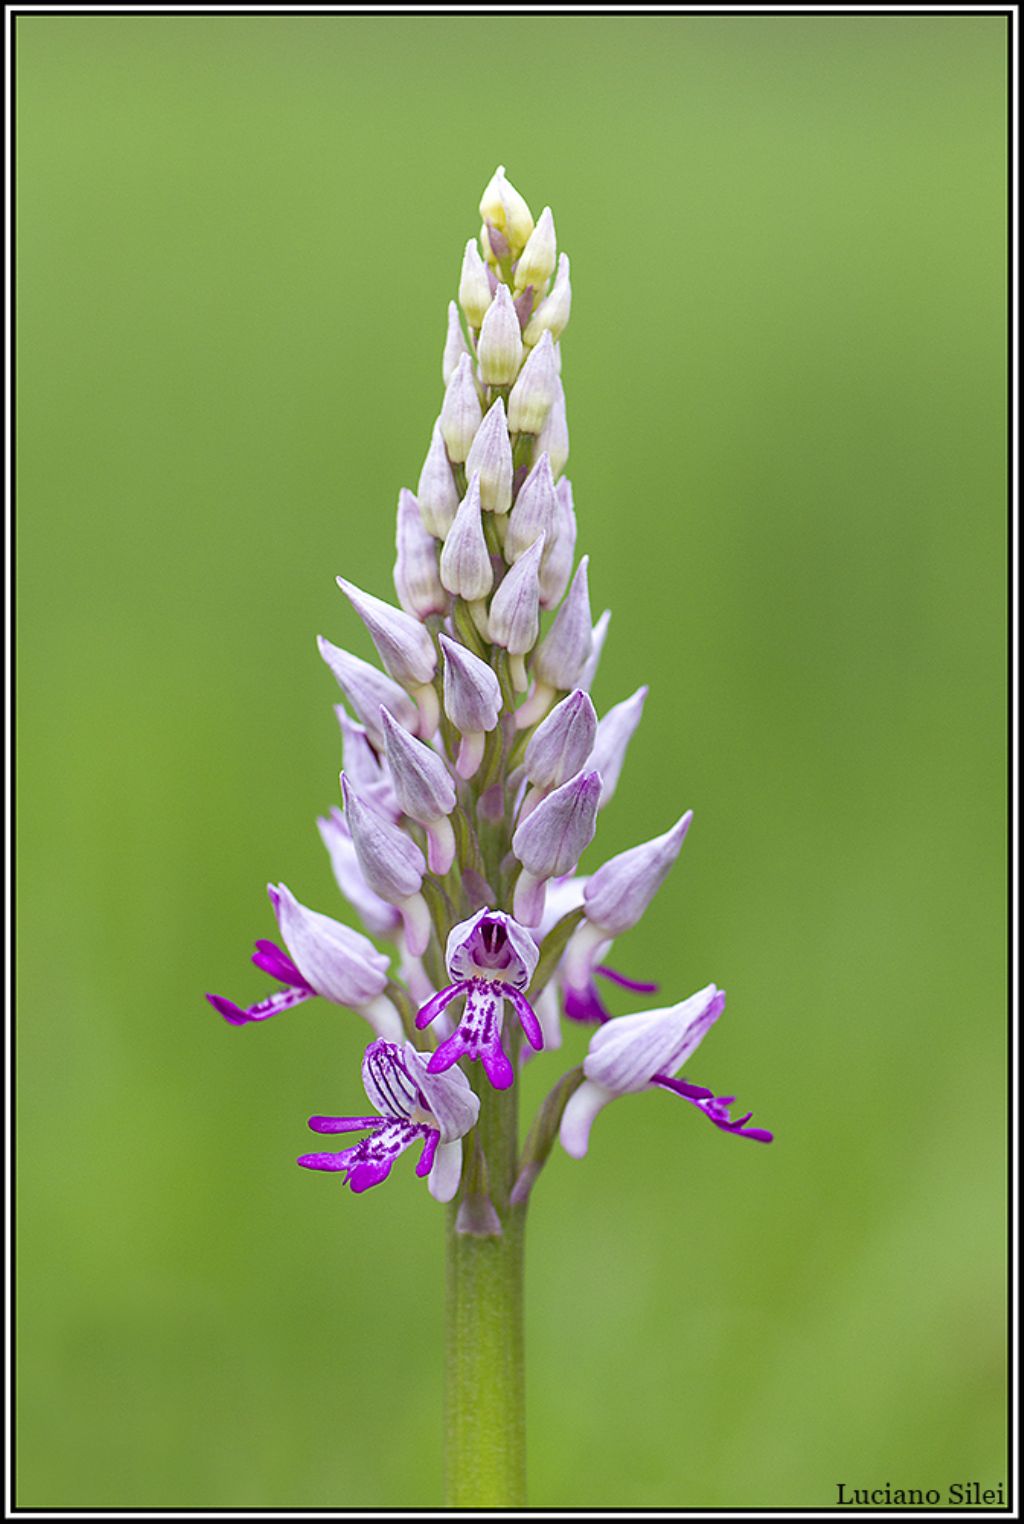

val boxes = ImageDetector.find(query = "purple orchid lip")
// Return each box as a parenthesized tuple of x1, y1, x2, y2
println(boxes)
(653, 1075, 774, 1143)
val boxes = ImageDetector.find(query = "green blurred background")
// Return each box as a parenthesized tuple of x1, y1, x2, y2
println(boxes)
(16, 12, 1007, 1510)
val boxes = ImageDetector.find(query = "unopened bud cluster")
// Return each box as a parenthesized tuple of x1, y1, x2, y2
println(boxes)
(208, 167, 771, 1222)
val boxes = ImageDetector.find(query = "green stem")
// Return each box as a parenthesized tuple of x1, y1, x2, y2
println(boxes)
(444, 1081, 527, 1507)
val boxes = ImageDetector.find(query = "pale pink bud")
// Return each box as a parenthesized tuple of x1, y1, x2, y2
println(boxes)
(443, 300, 471, 385)
(439, 632, 501, 735)
(539, 475, 577, 608)
(317, 806, 401, 938)
(417, 420, 460, 538)
(439, 474, 493, 601)
(439, 353, 483, 463)
(318, 637, 417, 744)
(524, 689, 597, 790)
(512, 769, 602, 925)
(341, 773, 431, 955)
(505, 453, 557, 562)
(335, 705, 398, 817)
(525, 252, 572, 345)
(379, 706, 457, 873)
(508, 331, 559, 435)
(458, 237, 492, 328)
(465, 397, 513, 514)
(583, 811, 693, 938)
(336, 577, 437, 690)
(488, 534, 544, 656)
(477, 284, 523, 386)
(534, 556, 593, 690)
(393, 489, 447, 619)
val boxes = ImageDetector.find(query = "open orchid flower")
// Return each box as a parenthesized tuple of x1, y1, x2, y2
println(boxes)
(206, 883, 402, 1041)
(560, 985, 772, 1158)
(298, 1039, 480, 1199)
(415, 910, 542, 1089)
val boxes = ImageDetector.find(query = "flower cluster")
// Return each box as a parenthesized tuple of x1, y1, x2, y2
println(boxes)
(208, 166, 771, 1216)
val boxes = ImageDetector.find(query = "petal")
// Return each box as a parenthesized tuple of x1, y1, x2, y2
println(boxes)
(251, 939, 309, 988)
(206, 986, 315, 1026)
(596, 964, 659, 994)
(307, 1115, 380, 1134)
(428, 1139, 464, 1203)
(297, 1149, 357, 1172)
(415, 980, 471, 1029)
(558, 1078, 616, 1159)
(415, 1128, 441, 1178)
(506, 986, 544, 1051)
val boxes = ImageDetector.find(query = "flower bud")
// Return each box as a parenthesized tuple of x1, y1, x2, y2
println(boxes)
(417, 419, 460, 538)
(477, 284, 523, 386)
(534, 376, 569, 480)
(439, 474, 493, 601)
(505, 453, 557, 562)
(525, 252, 572, 346)
(393, 489, 447, 619)
(508, 331, 559, 435)
(439, 353, 483, 463)
(534, 555, 593, 690)
(580, 810, 692, 946)
(439, 632, 501, 778)
(514, 206, 557, 293)
(318, 637, 417, 744)
(523, 689, 597, 791)
(342, 773, 431, 956)
(443, 300, 471, 385)
(465, 397, 514, 514)
(512, 769, 602, 925)
(539, 474, 576, 608)
(317, 807, 401, 938)
(488, 533, 544, 656)
(590, 686, 648, 807)
(379, 706, 457, 874)
(479, 165, 534, 258)
(336, 577, 437, 691)
(459, 237, 492, 328)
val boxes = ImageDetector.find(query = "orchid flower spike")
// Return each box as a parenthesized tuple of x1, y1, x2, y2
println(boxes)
(207, 883, 402, 1041)
(415, 910, 543, 1090)
(559, 986, 773, 1158)
(299, 1039, 480, 1200)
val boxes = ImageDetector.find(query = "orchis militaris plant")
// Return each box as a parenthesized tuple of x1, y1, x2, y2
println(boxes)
(207, 165, 772, 1509)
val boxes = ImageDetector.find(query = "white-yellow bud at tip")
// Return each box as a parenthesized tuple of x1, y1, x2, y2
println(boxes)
(525, 252, 572, 346)
(515, 206, 557, 293)
(479, 165, 535, 258)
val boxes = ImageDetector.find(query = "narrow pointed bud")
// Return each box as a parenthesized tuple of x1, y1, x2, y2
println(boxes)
(488, 533, 544, 656)
(524, 689, 597, 790)
(477, 284, 523, 386)
(508, 331, 559, 435)
(335, 704, 398, 817)
(417, 420, 459, 538)
(393, 489, 447, 619)
(336, 577, 436, 691)
(525, 252, 572, 345)
(439, 353, 483, 463)
(512, 769, 602, 925)
(439, 474, 493, 601)
(341, 774, 431, 955)
(579, 608, 611, 691)
(439, 632, 501, 778)
(479, 165, 534, 258)
(539, 474, 577, 608)
(318, 637, 417, 744)
(379, 706, 456, 824)
(591, 686, 648, 807)
(534, 555, 593, 690)
(583, 811, 693, 938)
(442, 300, 471, 385)
(465, 396, 514, 513)
(515, 206, 557, 293)
(535, 376, 569, 479)
(458, 237, 492, 328)
(505, 452, 557, 562)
